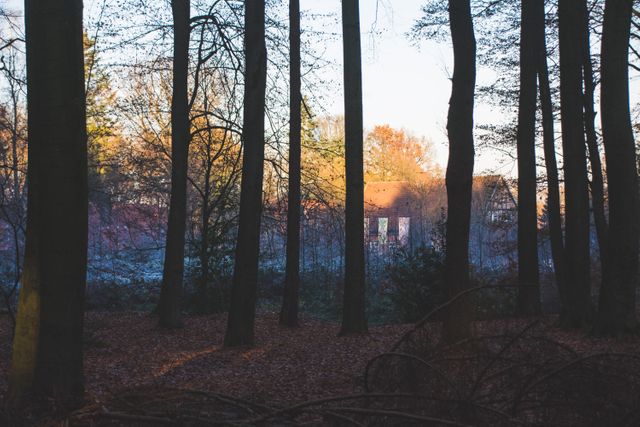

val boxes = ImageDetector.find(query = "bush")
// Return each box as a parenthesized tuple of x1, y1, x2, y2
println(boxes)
(472, 285, 517, 319)
(386, 246, 446, 323)
(470, 267, 518, 319)
(299, 267, 342, 321)
(85, 279, 160, 311)
(183, 276, 232, 315)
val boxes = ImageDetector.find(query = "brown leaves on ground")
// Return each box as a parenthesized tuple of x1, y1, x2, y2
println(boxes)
(0, 312, 408, 408)
(2, 313, 640, 426)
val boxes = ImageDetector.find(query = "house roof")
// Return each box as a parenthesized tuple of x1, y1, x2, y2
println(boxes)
(364, 181, 415, 211)
(364, 175, 516, 217)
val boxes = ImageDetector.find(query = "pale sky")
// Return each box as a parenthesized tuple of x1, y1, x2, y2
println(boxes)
(301, 0, 519, 175)
(303, 0, 455, 169)
(4, 0, 639, 176)
(302, 0, 640, 176)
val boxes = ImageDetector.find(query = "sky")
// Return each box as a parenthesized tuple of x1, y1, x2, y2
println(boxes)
(301, 0, 519, 175)
(4, 0, 639, 176)
(300, 0, 640, 176)
(0, 0, 466, 170)
(303, 0, 457, 170)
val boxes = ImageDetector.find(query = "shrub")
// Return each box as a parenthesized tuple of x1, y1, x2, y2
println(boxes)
(85, 279, 160, 311)
(386, 245, 446, 323)
(299, 267, 342, 321)
(470, 266, 518, 319)
(183, 276, 232, 315)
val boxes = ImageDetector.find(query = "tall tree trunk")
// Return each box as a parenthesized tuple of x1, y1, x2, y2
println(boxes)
(582, 2, 609, 277)
(558, 0, 592, 328)
(158, 0, 190, 329)
(443, 0, 476, 342)
(536, 22, 566, 307)
(280, 0, 302, 327)
(516, 0, 541, 316)
(224, 0, 267, 346)
(596, 0, 639, 334)
(339, 0, 367, 336)
(9, 0, 88, 404)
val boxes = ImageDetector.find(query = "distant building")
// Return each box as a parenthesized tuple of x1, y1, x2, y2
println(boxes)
(364, 175, 518, 269)
(364, 181, 420, 247)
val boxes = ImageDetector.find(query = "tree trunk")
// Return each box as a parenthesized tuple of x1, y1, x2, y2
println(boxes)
(558, 0, 592, 328)
(9, 0, 88, 405)
(339, 0, 367, 336)
(536, 18, 566, 307)
(516, 0, 541, 316)
(443, 0, 476, 343)
(158, 0, 190, 329)
(582, 2, 609, 277)
(198, 193, 210, 314)
(224, 0, 267, 346)
(280, 0, 302, 327)
(596, 0, 639, 334)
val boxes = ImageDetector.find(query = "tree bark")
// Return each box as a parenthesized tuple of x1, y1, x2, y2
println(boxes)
(596, 0, 639, 334)
(582, 2, 609, 278)
(197, 186, 210, 314)
(558, 0, 592, 328)
(158, 0, 190, 328)
(339, 0, 368, 336)
(9, 0, 88, 405)
(516, 0, 541, 316)
(443, 0, 476, 342)
(224, 0, 267, 346)
(536, 20, 566, 308)
(280, 0, 302, 327)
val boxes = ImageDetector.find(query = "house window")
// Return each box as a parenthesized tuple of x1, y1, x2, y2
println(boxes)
(378, 217, 388, 245)
(388, 216, 399, 242)
(364, 217, 369, 240)
(369, 216, 378, 237)
(399, 217, 410, 246)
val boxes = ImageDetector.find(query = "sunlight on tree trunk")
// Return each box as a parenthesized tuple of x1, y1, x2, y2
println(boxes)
(9, 0, 88, 405)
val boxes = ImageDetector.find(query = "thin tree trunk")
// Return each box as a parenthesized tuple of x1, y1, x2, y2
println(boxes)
(6, 82, 23, 329)
(158, 0, 190, 328)
(596, 0, 639, 334)
(558, 0, 592, 328)
(582, 2, 608, 276)
(196, 137, 213, 314)
(516, 0, 541, 316)
(198, 193, 210, 314)
(280, 0, 302, 327)
(224, 0, 267, 346)
(339, 0, 367, 336)
(536, 27, 566, 308)
(9, 0, 88, 404)
(443, 0, 476, 343)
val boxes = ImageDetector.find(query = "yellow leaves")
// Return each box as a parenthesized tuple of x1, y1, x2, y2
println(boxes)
(301, 115, 346, 204)
(364, 124, 439, 184)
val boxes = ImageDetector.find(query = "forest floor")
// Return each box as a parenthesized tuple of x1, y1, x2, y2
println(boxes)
(0, 312, 409, 407)
(2, 312, 640, 425)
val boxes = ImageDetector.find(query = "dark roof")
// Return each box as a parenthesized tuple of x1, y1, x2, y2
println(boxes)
(364, 175, 516, 218)
(364, 181, 415, 212)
